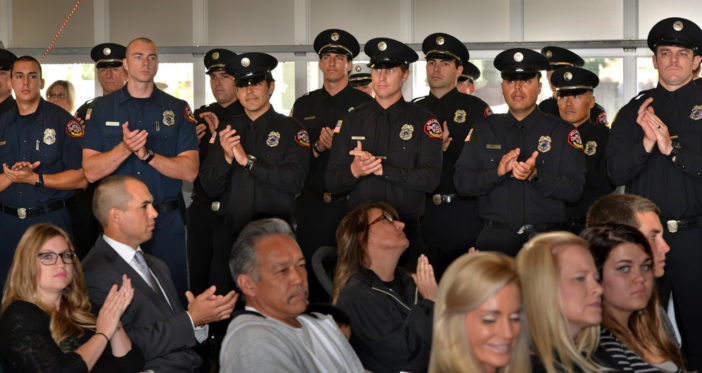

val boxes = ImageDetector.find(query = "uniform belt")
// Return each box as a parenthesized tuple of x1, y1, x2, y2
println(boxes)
(665, 216, 702, 233)
(485, 220, 564, 235)
(431, 194, 459, 205)
(1, 199, 68, 219)
(309, 190, 347, 204)
(154, 200, 180, 214)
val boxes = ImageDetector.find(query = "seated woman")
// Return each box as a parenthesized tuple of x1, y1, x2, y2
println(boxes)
(429, 251, 530, 373)
(581, 224, 685, 373)
(333, 202, 436, 373)
(0, 224, 143, 372)
(517, 231, 612, 373)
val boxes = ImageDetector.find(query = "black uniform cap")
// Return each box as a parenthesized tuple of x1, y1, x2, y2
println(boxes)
(647, 17, 702, 54)
(226, 52, 278, 87)
(0, 49, 17, 71)
(494, 48, 549, 80)
(458, 60, 481, 83)
(204, 49, 237, 74)
(540, 46, 584, 70)
(422, 33, 469, 63)
(349, 63, 372, 87)
(551, 67, 599, 97)
(91, 43, 126, 68)
(314, 29, 360, 58)
(364, 38, 418, 69)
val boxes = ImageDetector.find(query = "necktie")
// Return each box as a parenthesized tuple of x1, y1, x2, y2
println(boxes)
(134, 250, 157, 291)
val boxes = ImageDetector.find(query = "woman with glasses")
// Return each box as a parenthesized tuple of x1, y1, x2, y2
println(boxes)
(333, 202, 437, 373)
(0, 224, 143, 372)
(581, 224, 685, 372)
(46, 80, 76, 114)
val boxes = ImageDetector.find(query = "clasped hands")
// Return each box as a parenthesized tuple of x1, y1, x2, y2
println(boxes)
(497, 148, 538, 181)
(637, 97, 673, 156)
(2, 161, 41, 184)
(349, 140, 383, 178)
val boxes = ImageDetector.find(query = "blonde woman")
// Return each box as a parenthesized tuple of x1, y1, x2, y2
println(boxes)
(429, 252, 530, 373)
(517, 231, 613, 373)
(46, 80, 76, 113)
(0, 224, 143, 372)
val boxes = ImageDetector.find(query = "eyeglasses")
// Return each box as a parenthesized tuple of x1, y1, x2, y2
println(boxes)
(37, 251, 76, 265)
(369, 212, 398, 226)
(47, 93, 68, 99)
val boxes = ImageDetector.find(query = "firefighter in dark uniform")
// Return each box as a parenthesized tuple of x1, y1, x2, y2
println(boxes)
(349, 63, 373, 97)
(551, 67, 614, 233)
(199, 52, 310, 295)
(82, 38, 198, 302)
(538, 46, 609, 126)
(326, 37, 443, 271)
(413, 32, 492, 277)
(0, 49, 17, 117)
(0, 56, 87, 287)
(291, 29, 372, 302)
(187, 48, 244, 295)
(454, 48, 586, 257)
(606, 17, 702, 370)
(457, 60, 480, 95)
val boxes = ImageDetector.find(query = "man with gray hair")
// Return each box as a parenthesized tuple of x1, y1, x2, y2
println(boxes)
(220, 218, 364, 373)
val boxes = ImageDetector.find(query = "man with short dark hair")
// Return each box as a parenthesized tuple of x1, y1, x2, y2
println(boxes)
(456, 60, 480, 95)
(83, 175, 237, 373)
(220, 218, 363, 373)
(606, 17, 702, 368)
(0, 48, 17, 116)
(0, 55, 87, 286)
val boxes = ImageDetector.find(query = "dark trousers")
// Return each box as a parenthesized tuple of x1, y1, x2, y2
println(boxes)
(186, 200, 220, 295)
(475, 225, 530, 257)
(67, 185, 101, 259)
(421, 197, 481, 280)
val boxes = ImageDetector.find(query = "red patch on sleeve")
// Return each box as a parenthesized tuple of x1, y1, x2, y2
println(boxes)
(184, 105, 197, 123)
(66, 120, 83, 137)
(596, 111, 608, 125)
(294, 129, 310, 147)
(484, 107, 493, 117)
(423, 119, 443, 139)
(568, 129, 583, 150)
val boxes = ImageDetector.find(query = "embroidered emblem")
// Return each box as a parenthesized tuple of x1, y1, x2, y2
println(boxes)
(424, 119, 442, 139)
(465, 128, 474, 142)
(454, 109, 467, 123)
(295, 129, 310, 147)
(399, 124, 414, 140)
(184, 105, 197, 123)
(44, 128, 57, 144)
(690, 105, 702, 120)
(484, 107, 493, 117)
(163, 110, 175, 126)
(584, 141, 597, 156)
(537, 135, 551, 153)
(568, 129, 584, 150)
(597, 111, 608, 124)
(86, 108, 92, 120)
(65, 121, 83, 138)
(266, 131, 281, 147)
(334, 120, 343, 133)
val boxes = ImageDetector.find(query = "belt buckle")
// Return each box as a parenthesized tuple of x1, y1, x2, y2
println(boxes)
(432, 194, 442, 206)
(323, 192, 332, 204)
(17, 208, 27, 219)
(517, 224, 533, 235)
(211, 201, 220, 212)
(667, 220, 679, 234)
(444, 195, 454, 204)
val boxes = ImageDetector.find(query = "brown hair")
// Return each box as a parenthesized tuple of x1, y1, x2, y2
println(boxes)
(1, 224, 96, 344)
(586, 193, 660, 229)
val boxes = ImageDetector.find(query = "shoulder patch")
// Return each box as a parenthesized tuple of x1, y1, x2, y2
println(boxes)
(334, 120, 343, 133)
(596, 111, 608, 125)
(484, 107, 493, 117)
(295, 129, 311, 147)
(184, 105, 197, 123)
(424, 119, 443, 139)
(465, 128, 474, 142)
(66, 120, 83, 138)
(567, 129, 583, 150)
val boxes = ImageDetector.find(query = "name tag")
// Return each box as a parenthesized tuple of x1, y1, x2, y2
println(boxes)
(351, 136, 366, 141)
(0, 140, 5, 146)
(670, 135, 679, 140)
(304, 116, 316, 120)
(106, 121, 120, 127)
(486, 144, 502, 149)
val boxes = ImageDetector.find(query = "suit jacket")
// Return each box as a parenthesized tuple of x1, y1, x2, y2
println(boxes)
(82, 237, 201, 373)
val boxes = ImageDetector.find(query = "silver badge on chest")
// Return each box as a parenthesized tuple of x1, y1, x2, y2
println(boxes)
(399, 124, 414, 141)
(43, 128, 56, 145)
(266, 131, 281, 147)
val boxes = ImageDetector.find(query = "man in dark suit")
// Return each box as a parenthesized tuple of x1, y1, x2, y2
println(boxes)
(82, 175, 237, 373)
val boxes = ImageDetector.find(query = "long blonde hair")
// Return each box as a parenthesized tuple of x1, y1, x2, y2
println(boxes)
(429, 252, 530, 373)
(1, 224, 96, 344)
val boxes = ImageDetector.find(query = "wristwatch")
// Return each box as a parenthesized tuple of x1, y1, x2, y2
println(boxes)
(666, 147, 679, 162)
(142, 149, 155, 164)
(35, 174, 44, 187)
(244, 155, 257, 171)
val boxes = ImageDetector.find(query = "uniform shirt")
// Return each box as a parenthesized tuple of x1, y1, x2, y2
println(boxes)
(413, 87, 491, 194)
(566, 120, 615, 220)
(606, 81, 702, 219)
(325, 99, 443, 218)
(0, 95, 15, 117)
(191, 101, 244, 205)
(539, 97, 609, 127)
(82, 85, 198, 204)
(291, 85, 372, 192)
(0, 99, 82, 207)
(454, 108, 586, 227)
(198, 106, 310, 220)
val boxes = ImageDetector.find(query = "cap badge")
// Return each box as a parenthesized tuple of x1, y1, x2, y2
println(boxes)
(513, 52, 524, 62)
(564, 71, 573, 81)
(331, 32, 339, 41)
(399, 124, 414, 140)
(241, 57, 250, 67)
(436, 36, 445, 46)
(673, 21, 684, 31)
(378, 41, 387, 51)
(355, 65, 362, 72)
(103, 47, 111, 56)
(545, 50, 552, 59)
(212, 52, 220, 60)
